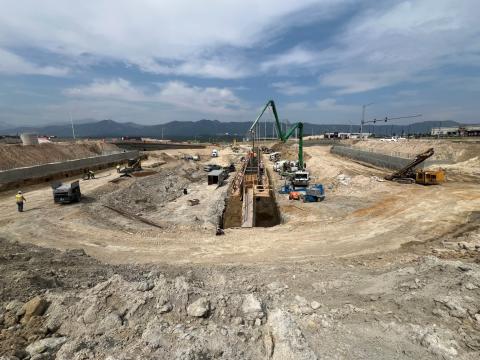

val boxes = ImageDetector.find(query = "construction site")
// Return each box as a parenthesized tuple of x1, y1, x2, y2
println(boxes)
(1, 102, 480, 359)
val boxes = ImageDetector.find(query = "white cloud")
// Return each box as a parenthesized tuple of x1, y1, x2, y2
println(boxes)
(284, 101, 309, 111)
(0, 0, 345, 78)
(261, 47, 319, 72)
(0, 48, 69, 76)
(271, 81, 314, 95)
(282, 98, 357, 114)
(263, 0, 480, 93)
(64, 79, 245, 115)
(316, 98, 356, 112)
(65, 78, 145, 101)
(322, 0, 480, 93)
(135, 57, 251, 80)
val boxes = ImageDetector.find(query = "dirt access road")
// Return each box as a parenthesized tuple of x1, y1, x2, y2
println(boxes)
(0, 145, 479, 266)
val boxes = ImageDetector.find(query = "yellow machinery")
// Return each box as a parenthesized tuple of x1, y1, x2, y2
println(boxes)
(415, 169, 445, 185)
(385, 148, 446, 185)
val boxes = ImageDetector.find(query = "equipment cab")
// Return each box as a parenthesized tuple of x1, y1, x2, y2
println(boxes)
(292, 170, 310, 188)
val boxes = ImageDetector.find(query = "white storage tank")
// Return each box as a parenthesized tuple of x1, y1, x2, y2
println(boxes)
(20, 133, 39, 145)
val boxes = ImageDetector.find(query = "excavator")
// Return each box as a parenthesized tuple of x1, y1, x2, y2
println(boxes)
(249, 100, 309, 188)
(384, 148, 445, 185)
(119, 157, 143, 177)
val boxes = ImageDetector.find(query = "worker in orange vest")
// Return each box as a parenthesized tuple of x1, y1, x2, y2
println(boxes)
(15, 191, 26, 212)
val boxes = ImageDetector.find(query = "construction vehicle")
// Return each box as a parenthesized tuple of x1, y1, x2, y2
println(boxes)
(283, 183, 325, 202)
(384, 148, 445, 185)
(204, 164, 222, 172)
(303, 184, 325, 202)
(51, 180, 81, 204)
(250, 100, 309, 188)
(292, 170, 310, 188)
(82, 169, 95, 180)
(415, 169, 446, 185)
(289, 191, 301, 200)
(269, 152, 281, 161)
(119, 158, 142, 177)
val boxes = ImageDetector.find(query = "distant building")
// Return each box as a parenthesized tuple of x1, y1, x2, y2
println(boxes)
(20, 133, 39, 145)
(324, 132, 371, 139)
(431, 125, 480, 136)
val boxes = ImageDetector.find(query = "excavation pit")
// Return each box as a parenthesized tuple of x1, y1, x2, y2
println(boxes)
(222, 152, 281, 228)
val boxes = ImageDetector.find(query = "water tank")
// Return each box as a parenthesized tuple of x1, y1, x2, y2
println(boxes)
(20, 133, 39, 145)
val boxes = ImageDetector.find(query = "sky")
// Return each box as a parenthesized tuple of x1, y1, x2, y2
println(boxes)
(0, 0, 479, 127)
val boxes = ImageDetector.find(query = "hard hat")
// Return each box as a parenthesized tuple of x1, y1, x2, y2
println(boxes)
(18, 191, 22, 194)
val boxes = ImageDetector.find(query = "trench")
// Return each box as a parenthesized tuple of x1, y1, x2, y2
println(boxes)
(221, 156, 281, 229)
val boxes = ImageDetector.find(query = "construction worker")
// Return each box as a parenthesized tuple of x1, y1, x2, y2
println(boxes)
(116, 164, 121, 173)
(15, 191, 26, 212)
(88, 170, 95, 179)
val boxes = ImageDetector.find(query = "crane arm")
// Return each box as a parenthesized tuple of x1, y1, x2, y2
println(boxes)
(283, 122, 301, 140)
(249, 99, 305, 170)
(250, 100, 286, 141)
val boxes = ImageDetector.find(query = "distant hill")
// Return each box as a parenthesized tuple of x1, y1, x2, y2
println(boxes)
(0, 121, 13, 131)
(0, 119, 461, 139)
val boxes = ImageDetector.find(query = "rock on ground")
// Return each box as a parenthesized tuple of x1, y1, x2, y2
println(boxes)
(241, 294, 264, 320)
(26, 337, 67, 356)
(266, 309, 317, 360)
(187, 297, 210, 317)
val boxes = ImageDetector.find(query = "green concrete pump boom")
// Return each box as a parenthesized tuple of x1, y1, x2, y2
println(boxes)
(250, 100, 304, 170)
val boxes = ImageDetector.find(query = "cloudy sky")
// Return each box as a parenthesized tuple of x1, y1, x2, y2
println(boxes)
(0, 0, 479, 126)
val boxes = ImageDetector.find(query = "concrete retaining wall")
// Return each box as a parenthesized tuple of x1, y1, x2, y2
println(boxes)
(331, 145, 413, 170)
(0, 150, 139, 189)
(304, 139, 343, 147)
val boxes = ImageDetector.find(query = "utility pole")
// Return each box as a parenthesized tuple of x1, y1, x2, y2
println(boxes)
(360, 103, 373, 140)
(69, 112, 76, 141)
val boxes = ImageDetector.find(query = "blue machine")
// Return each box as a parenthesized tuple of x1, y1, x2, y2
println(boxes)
(279, 183, 325, 202)
(278, 184, 293, 194)
(303, 184, 325, 202)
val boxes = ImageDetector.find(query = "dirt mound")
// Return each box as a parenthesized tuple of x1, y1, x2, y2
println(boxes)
(102, 165, 202, 215)
(352, 139, 480, 163)
(271, 142, 311, 161)
(0, 141, 120, 170)
(148, 152, 177, 162)
(2, 236, 480, 359)
(98, 163, 226, 230)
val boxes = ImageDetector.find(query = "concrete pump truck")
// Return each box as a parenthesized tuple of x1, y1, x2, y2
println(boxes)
(249, 100, 310, 188)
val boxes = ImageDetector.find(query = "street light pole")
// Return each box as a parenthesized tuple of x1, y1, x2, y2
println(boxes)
(360, 103, 373, 140)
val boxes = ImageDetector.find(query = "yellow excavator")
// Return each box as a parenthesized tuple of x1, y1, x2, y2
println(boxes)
(385, 148, 445, 185)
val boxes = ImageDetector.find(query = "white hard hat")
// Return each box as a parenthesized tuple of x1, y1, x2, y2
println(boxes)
(18, 191, 22, 194)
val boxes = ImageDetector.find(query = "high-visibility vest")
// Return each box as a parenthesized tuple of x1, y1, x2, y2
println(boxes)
(15, 194, 24, 203)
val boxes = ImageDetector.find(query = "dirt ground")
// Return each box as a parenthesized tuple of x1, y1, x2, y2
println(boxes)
(0, 139, 479, 359)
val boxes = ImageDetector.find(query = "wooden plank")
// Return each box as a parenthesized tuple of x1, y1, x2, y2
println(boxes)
(241, 188, 254, 228)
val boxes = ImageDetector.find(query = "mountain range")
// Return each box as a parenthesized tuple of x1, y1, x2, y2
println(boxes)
(0, 119, 460, 140)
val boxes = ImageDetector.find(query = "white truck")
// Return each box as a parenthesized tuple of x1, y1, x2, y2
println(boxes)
(291, 170, 310, 188)
(273, 160, 287, 172)
(269, 152, 281, 161)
